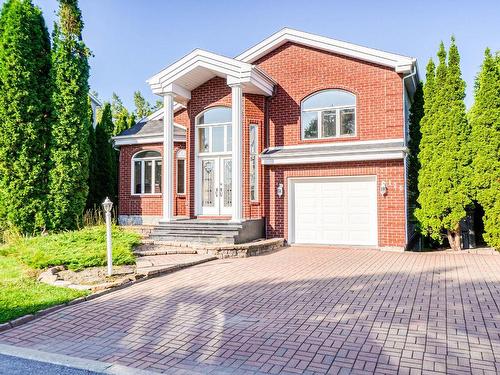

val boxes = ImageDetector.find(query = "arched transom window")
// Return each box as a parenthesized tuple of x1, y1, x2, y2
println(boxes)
(132, 150, 161, 195)
(196, 106, 232, 153)
(301, 89, 356, 140)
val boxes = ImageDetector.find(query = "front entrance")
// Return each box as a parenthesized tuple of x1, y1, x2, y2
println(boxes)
(195, 106, 233, 217)
(200, 157, 232, 216)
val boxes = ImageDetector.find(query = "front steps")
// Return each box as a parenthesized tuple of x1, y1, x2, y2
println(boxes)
(134, 238, 286, 259)
(148, 219, 265, 244)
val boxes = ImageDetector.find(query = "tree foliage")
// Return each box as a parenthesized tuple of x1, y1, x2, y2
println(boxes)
(415, 38, 472, 251)
(48, 0, 91, 230)
(0, 0, 52, 233)
(407, 82, 424, 211)
(134, 90, 153, 119)
(469, 49, 500, 249)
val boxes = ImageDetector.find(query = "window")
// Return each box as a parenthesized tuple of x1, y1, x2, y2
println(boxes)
(196, 107, 232, 154)
(132, 151, 162, 194)
(249, 124, 258, 201)
(177, 149, 186, 195)
(301, 89, 356, 140)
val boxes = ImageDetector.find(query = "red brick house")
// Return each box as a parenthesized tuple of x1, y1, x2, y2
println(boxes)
(113, 28, 419, 249)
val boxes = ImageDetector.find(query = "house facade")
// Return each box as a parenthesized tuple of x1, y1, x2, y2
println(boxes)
(113, 29, 419, 249)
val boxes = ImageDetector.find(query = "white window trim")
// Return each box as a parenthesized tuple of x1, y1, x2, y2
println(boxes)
(301, 90, 357, 140)
(195, 106, 233, 156)
(131, 151, 162, 196)
(250, 124, 259, 202)
(176, 150, 186, 195)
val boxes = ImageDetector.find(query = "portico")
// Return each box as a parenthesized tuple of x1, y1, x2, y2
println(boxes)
(147, 49, 274, 223)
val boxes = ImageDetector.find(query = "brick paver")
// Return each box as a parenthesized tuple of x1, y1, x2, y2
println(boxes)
(1, 247, 500, 374)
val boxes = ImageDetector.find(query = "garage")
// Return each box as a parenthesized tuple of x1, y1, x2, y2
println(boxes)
(289, 176, 378, 246)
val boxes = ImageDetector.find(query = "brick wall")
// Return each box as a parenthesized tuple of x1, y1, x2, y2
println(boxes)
(265, 160, 406, 247)
(118, 142, 186, 218)
(255, 42, 404, 148)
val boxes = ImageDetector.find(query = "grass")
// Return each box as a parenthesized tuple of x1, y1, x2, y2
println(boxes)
(0, 225, 141, 323)
(0, 226, 141, 271)
(0, 256, 87, 323)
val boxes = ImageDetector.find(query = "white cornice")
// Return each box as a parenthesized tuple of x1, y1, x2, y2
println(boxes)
(236, 28, 417, 74)
(113, 134, 186, 146)
(147, 49, 275, 98)
(260, 139, 407, 165)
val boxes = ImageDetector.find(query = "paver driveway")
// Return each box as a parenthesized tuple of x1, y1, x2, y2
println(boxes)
(1, 247, 500, 375)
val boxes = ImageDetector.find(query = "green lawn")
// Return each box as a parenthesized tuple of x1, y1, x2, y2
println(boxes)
(0, 226, 141, 324)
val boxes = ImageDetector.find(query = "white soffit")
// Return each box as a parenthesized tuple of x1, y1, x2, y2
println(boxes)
(236, 28, 417, 74)
(147, 49, 275, 98)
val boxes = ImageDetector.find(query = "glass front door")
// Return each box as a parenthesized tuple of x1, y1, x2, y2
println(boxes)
(200, 157, 232, 216)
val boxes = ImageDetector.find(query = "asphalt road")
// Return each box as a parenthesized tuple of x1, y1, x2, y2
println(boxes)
(0, 354, 102, 375)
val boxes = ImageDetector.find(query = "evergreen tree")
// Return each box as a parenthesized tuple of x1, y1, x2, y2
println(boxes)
(48, 0, 91, 230)
(111, 92, 133, 135)
(469, 49, 500, 249)
(134, 90, 153, 118)
(407, 82, 424, 211)
(415, 38, 471, 251)
(86, 98, 97, 209)
(93, 103, 116, 205)
(0, 0, 52, 233)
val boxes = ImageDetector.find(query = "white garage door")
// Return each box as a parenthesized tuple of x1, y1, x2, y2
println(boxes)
(290, 176, 377, 246)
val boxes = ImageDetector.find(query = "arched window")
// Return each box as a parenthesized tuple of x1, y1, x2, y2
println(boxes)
(176, 149, 186, 195)
(132, 150, 161, 195)
(196, 106, 232, 153)
(301, 89, 356, 140)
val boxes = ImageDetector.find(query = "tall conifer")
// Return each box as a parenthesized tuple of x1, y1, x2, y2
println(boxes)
(48, 0, 91, 230)
(469, 49, 500, 249)
(0, 0, 52, 233)
(415, 38, 471, 250)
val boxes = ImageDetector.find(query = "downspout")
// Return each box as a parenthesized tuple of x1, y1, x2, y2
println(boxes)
(402, 64, 417, 249)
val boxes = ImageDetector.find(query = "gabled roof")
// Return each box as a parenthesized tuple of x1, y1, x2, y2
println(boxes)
(146, 49, 275, 100)
(236, 28, 417, 75)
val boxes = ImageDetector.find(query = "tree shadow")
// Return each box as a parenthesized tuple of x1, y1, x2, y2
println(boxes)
(0, 251, 499, 374)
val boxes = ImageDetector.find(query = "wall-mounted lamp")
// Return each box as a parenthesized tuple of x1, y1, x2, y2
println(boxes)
(380, 181, 388, 196)
(277, 183, 284, 198)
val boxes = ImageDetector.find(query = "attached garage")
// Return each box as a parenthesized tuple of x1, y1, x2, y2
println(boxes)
(288, 176, 378, 246)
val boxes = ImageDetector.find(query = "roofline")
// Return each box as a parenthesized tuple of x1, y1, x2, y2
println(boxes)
(236, 28, 417, 74)
(88, 92, 102, 107)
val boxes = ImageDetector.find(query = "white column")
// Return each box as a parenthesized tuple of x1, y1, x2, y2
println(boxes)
(162, 93, 174, 222)
(230, 84, 243, 223)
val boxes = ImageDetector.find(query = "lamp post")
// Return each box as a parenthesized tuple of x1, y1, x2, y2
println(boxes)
(102, 197, 113, 276)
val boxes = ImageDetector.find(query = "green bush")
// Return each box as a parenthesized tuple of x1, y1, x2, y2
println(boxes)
(0, 226, 140, 271)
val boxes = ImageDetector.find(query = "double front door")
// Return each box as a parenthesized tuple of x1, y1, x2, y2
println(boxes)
(200, 157, 232, 216)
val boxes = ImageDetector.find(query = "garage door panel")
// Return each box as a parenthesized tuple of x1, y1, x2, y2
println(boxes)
(292, 177, 377, 246)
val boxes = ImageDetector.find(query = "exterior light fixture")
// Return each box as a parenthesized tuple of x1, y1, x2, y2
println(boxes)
(380, 181, 388, 196)
(277, 183, 284, 198)
(102, 197, 113, 276)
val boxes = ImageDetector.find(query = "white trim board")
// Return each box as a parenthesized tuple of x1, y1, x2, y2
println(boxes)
(236, 28, 417, 75)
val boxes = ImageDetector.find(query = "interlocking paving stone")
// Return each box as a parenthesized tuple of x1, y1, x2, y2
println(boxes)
(1, 247, 500, 374)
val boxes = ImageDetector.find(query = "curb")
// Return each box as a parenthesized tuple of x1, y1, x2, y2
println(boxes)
(0, 256, 218, 333)
(0, 343, 160, 374)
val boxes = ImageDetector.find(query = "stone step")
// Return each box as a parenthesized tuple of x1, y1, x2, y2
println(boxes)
(154, 224, 242, 231)
(151, 228, 240, 236)
(149, 234, 236, 244)
(134, 243, 198, 256)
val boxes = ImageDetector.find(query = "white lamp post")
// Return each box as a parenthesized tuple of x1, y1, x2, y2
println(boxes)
(102, 197, 113, 276)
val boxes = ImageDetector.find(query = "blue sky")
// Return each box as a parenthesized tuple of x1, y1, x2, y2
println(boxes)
(10, 0, 500, 108)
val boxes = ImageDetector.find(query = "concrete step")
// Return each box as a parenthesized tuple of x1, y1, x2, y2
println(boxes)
(151, 228, 240, 236)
